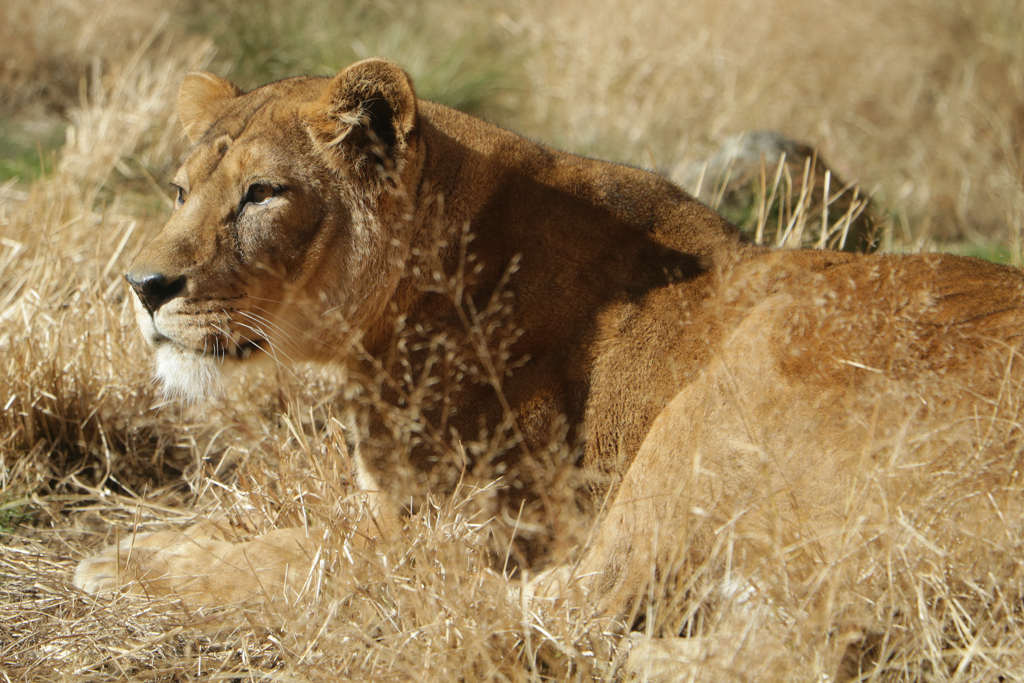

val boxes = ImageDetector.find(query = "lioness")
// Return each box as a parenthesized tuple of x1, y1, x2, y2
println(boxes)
(75, 58, 1024, 666)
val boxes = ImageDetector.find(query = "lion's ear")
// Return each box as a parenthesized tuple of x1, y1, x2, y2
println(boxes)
(305, 58, 418, 182)
(178, 72, 243, 143)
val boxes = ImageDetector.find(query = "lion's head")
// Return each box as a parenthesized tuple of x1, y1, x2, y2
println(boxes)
(126, 59, 421, 399)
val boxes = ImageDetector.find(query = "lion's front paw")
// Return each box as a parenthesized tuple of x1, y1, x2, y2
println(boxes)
(73, 522, 321, 608)
(72, 534, 150, 595)
(507, 564, 592, 613)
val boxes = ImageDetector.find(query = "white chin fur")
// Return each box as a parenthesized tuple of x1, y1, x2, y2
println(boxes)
(154, 346, 226, 402)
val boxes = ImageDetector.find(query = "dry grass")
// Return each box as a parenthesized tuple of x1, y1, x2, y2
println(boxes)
(3, 0, 1024, 681)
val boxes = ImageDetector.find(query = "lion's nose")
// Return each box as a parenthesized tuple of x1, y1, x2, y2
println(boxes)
(125, 271, 186, 314)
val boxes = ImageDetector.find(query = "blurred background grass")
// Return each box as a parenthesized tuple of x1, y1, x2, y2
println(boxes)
(2, 0, 1023, 249)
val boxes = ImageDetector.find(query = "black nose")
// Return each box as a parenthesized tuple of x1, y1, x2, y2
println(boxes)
(125, 271, 186, 314)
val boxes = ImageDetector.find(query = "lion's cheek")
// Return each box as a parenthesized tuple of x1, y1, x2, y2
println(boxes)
(240, 201, 333, 283)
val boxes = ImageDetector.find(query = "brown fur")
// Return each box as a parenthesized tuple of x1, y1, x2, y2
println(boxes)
(74, 60, 1024, 659)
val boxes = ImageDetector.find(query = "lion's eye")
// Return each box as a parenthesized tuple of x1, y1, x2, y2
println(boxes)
(172, 184, 187, 207)
(246, 183, 275, 205)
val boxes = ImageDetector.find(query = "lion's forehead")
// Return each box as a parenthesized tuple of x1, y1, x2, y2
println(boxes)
(203, 78, 324, 139)
(183, 116, 319, 191)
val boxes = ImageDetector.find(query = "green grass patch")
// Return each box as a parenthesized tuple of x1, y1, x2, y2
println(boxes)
(0, 497, 32, 536)
(0, 118, 64, 184)
(934, 241, 1019, 265)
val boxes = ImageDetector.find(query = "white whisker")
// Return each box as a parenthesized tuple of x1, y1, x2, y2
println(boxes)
(232, 316, 326, 410)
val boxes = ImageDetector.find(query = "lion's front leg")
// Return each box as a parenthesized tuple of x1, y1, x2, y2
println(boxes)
(73, 522, 324, 608)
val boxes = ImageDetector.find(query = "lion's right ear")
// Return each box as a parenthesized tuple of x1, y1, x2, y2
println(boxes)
(177, 72, 243, 143)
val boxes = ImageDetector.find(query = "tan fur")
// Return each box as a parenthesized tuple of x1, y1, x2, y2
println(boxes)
(570, 250, 1024, 620)
(75, 60, 1024, 656)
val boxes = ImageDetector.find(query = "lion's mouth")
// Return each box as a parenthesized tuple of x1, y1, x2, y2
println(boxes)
(148, 322, 268, 362)
(149, 327, 267, 401)
(209, 333, 265, 361)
